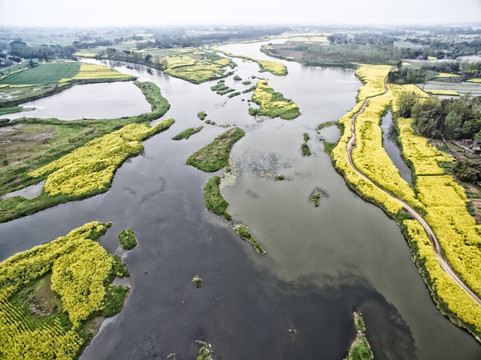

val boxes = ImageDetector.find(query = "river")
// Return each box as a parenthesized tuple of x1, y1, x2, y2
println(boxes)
(0, 40, 479, 359)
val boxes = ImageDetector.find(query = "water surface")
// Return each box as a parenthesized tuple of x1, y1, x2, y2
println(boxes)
(0, 41, 479, 359)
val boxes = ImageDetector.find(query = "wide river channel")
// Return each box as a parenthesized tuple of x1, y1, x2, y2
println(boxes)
(1, 40, 480, 359)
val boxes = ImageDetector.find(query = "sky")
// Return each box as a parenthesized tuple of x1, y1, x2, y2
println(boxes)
(0, 0, 480, 27)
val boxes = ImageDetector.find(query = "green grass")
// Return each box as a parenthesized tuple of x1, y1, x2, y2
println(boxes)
(312, 193, 320, 207)
(228, 91, 241, 98)
(204, 176, 232, 221)
(172, 126, 203, 140)
(118, 229, 138, 250)
(0, 107, 22, 116)
(186, 127, 245, 172)
(197, 111, 207, 120)
(0, 62, 80, 85)
(250, 80, 300, 120)
(234, 225, 266, 254)
(301, 143, 312, 156)
(345, 312, 373, 360)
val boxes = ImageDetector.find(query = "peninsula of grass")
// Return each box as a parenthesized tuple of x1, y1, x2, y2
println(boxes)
(0, 81, 172, 223)
(172, 126, 203, 140)
(249, 80, 300, 120)
(204, 176, 232, 221)
(228, 91, 241, 98)
(197, 111, 207, 120)
(118, 229, 138, 250)
(0, 222, 130, 360)
(344, 312, 373, 360)
(186, 127, 245, 172)
(234, 224, 266, 254)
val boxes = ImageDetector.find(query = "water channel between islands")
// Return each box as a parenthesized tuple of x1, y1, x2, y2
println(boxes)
(0, 40, 479, 359)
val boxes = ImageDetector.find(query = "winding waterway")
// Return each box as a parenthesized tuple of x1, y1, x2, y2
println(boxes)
(0, 40, 480, 359)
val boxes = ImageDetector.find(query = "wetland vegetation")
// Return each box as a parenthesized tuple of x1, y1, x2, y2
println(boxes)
(172, 126, 203, 140)
(1, 24, 481, 359)
(186, 127, 245, 172)
(249, 80, 300, 120)
(0, 81, 172, 223)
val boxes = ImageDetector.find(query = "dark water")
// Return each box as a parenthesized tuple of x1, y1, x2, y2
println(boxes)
(380, 111, 413, 185)
(0, 41, 479, 359)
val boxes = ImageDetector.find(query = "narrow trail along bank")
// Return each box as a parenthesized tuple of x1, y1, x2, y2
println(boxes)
(346, 80, 481, 308)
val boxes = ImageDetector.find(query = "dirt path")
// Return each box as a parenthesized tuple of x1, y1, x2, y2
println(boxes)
(345, 80, 481, 307)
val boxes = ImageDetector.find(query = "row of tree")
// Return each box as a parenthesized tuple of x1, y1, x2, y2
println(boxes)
(398, 93, 481, 140)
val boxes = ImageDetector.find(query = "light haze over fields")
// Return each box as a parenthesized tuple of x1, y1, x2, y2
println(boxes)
(0, 0, 480, 27)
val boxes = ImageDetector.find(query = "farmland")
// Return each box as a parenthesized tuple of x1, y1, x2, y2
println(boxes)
(0, 81, 172, 223)
(0, 61, 136, 107)
(0, 222, 129, 360)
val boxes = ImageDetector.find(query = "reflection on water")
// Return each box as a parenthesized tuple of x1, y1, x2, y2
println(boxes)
(0, 41, 480, 360)
(380, 112, 413, 185)
(1, 82, 152, 121)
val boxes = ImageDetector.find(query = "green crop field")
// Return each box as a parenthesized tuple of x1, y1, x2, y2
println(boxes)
(0, 62, 81, 85)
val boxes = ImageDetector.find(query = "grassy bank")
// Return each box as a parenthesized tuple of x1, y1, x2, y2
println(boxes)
(0, 81, 172, 223)
(186, 127, 245, 172)
(0, 222, 130, 360)
(249, 80, 300, 120)
(204, 176, 232, 221)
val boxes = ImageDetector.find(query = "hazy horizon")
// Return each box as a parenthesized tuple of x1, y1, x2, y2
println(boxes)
(1, 0, 480, 28)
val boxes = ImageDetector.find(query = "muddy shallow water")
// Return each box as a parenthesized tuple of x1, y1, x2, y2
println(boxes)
(0, 41, 479, 359)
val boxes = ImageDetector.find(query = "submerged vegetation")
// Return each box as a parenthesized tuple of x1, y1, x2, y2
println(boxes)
(0, 222, 129, 360)
(186, 127, 245, 172)
(249, 80, 300, 120)
(118, 229, 138, 250)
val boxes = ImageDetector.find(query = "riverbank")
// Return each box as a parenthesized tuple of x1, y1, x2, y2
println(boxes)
(0, 81, 172, 223)
(329, 64, 481, 341)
